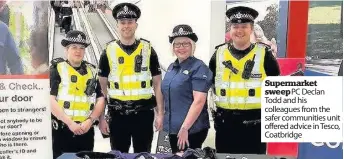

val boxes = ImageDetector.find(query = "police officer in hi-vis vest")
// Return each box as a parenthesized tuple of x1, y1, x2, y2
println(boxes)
(97, 2, 164, 153)
(209, 6, 280, 154)
(50, 30, 105, 159)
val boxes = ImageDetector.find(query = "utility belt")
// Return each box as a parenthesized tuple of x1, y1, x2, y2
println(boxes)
(107, 97, 156, 115)
(211, 107, 261, 126)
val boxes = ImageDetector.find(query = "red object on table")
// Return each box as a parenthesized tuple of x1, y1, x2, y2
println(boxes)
(267, 143, 298, 157)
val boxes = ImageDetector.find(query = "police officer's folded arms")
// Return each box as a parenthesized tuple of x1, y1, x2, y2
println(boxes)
(50, 30, 106, 159)
(162, 24, 213, 154)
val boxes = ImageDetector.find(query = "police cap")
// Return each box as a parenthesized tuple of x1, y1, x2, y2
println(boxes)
(112, 2, 141, 20)
(226, 6, 259, 24)
(169, 24, 198, 43)
(61, 30, 90, 47)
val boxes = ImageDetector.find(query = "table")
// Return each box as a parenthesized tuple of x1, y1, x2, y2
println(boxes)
(57, 151, 297, 159)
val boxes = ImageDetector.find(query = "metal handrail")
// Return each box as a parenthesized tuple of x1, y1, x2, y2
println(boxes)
(48, 8, 55, 65)
(78, 7, 102, 62)
(96, 9, 119, 39)
(72, 8, 92, 62)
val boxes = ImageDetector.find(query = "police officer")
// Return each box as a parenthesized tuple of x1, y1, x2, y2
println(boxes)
(209, 6, 280, 154)
(98, 2, 164, 153)
(50, 30, 105, 159)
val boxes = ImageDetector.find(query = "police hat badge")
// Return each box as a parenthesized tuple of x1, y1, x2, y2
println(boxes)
(124, 5, 128, 12)
(179, 28, 184, 34)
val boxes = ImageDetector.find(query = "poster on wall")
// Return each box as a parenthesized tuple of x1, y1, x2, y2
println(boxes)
(0, 1, 51, 159)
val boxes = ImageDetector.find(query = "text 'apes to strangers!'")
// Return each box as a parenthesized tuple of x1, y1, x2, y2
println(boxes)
(261, 76, 343, 143)
(0, 78, 52, 159)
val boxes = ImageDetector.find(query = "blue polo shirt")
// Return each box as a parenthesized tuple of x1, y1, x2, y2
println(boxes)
(162, 56, 213, 134)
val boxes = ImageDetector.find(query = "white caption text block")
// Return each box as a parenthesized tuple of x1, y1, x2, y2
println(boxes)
(261, 76, 343, 142)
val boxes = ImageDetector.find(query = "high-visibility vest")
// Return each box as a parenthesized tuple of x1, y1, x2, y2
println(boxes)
(106, 39, 153, 101)
(56, 61, 96, 122)
(214, 43, 266, 110)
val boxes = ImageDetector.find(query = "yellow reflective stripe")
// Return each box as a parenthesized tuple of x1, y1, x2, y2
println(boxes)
(215, 96, 261, 104)
(108, 88, 153, 96)
(140, 40, 151, 69)
(216, 44, 227, 73)
(252, 44, 264, 73)
(215, 81, 261, 89)
(64, 109, 91, 117)
(57, 94, 95, 103)
(215, 88, 261, 97)
(215, 102, 261, 110)
(58, 62, 70, 96)
(108, 42, 118, 72)
(108, 75, 120, 82)
(121, 74, 152, 83)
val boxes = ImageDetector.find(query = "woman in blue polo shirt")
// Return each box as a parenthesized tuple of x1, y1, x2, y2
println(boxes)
(161, 24, 213, 153)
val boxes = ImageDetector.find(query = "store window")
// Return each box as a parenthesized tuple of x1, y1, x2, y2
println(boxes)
(306, 1, 343, 75)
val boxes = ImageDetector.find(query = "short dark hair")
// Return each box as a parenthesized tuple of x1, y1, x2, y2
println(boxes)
(228, 22, 254, 29)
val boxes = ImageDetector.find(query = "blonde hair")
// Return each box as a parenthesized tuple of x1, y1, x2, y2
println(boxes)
(171, 37, 196, 57)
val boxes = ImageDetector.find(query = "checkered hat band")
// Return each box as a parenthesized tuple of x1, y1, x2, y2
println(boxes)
(117, 10, 137, 17)
(172, 31, 193, 37)
(229, 13, 254, 21)
(65, 37, 87, 43)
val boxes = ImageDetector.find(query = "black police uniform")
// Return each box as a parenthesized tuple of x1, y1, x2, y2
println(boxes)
(98, 3, 162, 153)
(50, 30, 103, 159)
(208, 6, 280, 154)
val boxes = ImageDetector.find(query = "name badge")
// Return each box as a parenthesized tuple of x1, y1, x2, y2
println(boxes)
(182, 70, 189, 75)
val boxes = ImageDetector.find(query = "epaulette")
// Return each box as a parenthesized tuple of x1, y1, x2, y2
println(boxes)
(140, 38, 150, 43)
(83, 61, 96, 69)
(215, 42, 227, 50)
(256, 42, 271, 49)
(50, 58, 65, 68)
(106, 39, 117, 45)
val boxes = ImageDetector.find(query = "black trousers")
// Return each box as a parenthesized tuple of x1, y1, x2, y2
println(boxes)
(214, 109, 266, 154)
(169, 129, 208, 153)
(109, 109, 154, 153)
(52, 125, 94, 159)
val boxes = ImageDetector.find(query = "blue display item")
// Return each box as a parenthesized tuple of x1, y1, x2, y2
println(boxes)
(298, 142, 343, 159)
